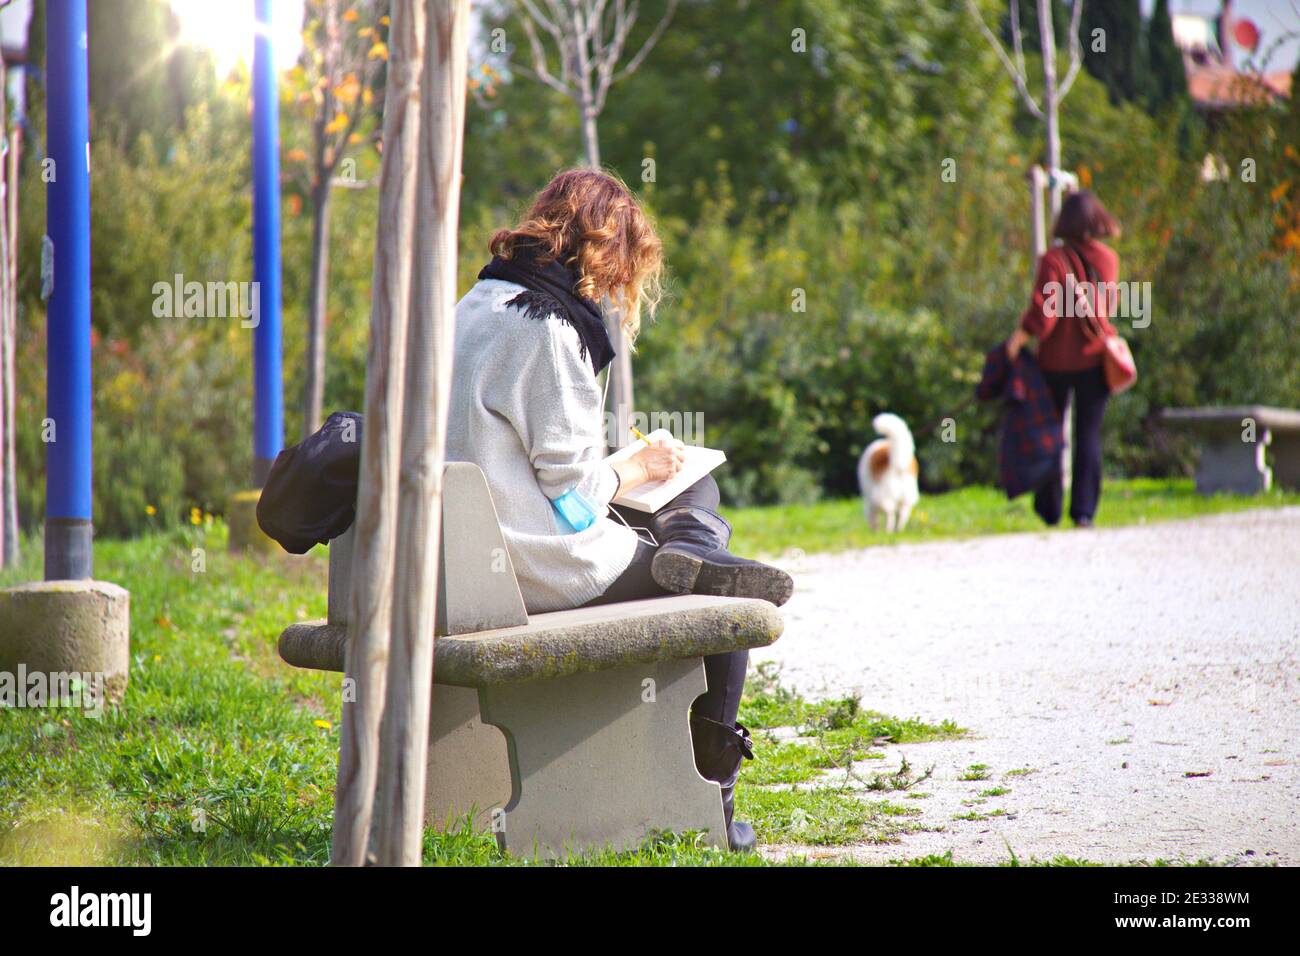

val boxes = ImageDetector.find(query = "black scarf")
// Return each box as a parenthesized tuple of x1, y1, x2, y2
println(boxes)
(478, 251, 615, 375)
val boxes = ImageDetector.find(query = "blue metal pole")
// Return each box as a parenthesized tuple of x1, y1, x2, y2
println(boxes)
(252, 0, 283, 485)
(44, 0, 93, 580)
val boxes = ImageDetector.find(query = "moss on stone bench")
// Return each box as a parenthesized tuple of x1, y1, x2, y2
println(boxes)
(279, 594, 783, 687)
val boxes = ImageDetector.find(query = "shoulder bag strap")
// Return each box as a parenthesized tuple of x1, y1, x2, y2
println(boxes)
(1063, 244, 1105, 340)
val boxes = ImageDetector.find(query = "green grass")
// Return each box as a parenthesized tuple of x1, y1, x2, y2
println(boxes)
(737, 663, 961, 792)
(742, 788, 929, 847)
(0, 528, 965, 866)
(0, 524, 342, 866)
(740, 663, 964, 744)
(953, 808, 1014, 822)
(724, 478, 1299, 558)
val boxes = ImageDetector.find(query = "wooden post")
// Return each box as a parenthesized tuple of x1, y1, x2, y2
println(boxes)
(1038, 0, 1064, 220)
(4, 122, 19, 567)
(0, 54, 9, 567)
(331, 0, 428, 867)
(372, 0, 469, 867)
(1028, 164, 1048, 262)
(605, 315, 633, 451)
(1027, 164, 1071, 492)
(331, 0, 469, 868)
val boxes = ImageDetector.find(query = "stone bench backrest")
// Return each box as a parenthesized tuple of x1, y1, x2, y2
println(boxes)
(1162, 405, 1300, 433)
(327, 462, 529, 636)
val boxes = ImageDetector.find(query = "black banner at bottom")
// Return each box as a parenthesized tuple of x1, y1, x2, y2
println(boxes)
(0, 863, 1281, 943)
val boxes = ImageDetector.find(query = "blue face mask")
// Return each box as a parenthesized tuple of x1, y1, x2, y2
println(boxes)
(551, 488, 599, 533)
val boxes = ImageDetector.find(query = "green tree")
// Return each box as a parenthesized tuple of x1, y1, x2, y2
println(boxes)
(16, 103, 258, 534)
(86, 0, 217, 148)
(284, 0, 387, 438)
(1004, 0, 1070, 51)
(1080, 0, 1145, 105)
(596, 0, 1012, 219)
(1145, 0, 1187, 114)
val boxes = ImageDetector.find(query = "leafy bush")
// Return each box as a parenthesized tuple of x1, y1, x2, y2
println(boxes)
(16, 105, 255, 536)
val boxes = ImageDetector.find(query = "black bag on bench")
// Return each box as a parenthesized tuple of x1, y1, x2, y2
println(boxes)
(256, 411, 363, 553)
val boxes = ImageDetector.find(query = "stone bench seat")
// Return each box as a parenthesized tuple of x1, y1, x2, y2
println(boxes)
(277, 461, 783, 859)
(280, 595, 782, 686)
(1161, 405, 1300, 494)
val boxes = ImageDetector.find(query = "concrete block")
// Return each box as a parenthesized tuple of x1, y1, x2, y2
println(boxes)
(1271, 432, 1300, 491)
(0, 580, 130, 706)
(424, 684, 512, 831)
(479, 657, 726, 859)
(1194, 431, 1271, 495)
(227, 489, 280, 555)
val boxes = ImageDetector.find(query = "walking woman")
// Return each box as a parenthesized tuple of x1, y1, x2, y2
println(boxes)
(1006, 190, 1122, 528)
(446, 168, 792, 851)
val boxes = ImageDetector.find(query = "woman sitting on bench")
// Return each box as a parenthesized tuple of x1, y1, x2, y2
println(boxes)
(447, 168, 793, 852)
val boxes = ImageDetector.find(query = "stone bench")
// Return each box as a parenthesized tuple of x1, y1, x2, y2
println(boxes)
(277, 462, 783, 859)
(1161, 405, 1300, 495)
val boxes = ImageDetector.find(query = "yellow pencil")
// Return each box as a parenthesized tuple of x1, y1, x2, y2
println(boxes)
(630, 425, 653, 446)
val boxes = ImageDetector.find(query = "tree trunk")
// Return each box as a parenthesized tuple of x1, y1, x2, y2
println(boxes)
(580, 107, 601, 168)
(1039, 0, 1063, 219)
(1038, 0, 1070, 487)
(1028, 164, 1048, 260)
(0, 63, 10, 567)
(5, 125, 19, 566)
(566, 3, 630, 439)
(569, 2, 602, 167)
(331, 0, 428, 868)
(302, 182, 333, 438)
(0, 144, 7, 568)
(605, 313, 633, 450)
(371, 0, 469, 866)
(582, 98, 624, 438)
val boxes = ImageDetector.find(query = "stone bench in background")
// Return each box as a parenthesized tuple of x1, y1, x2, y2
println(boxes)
(278, 462, 784, 860)
(1161, 405, 1300, 495)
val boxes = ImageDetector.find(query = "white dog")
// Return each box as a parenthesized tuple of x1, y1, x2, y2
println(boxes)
(857, 412, 920, 533)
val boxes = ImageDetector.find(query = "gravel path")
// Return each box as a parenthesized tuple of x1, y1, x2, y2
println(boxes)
(754, 507, 1300, 865)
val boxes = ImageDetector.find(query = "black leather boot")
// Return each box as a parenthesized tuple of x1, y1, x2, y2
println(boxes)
(650, 506, 794, 607)
(691, 715, 757, 853)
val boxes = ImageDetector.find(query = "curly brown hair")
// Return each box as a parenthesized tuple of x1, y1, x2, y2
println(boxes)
(489, 168, 663, 341)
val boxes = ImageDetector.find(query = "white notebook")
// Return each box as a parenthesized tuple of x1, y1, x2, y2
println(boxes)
(604, 428, 727, 514)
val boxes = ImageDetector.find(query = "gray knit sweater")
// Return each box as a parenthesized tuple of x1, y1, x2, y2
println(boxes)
(445, 278, 638, 612)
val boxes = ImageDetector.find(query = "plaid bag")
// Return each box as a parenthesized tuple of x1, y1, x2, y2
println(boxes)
(976, 344, 1064, 499)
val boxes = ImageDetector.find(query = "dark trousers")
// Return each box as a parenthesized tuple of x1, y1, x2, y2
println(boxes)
(582, 476, 748, 728)
(1034, 365, 1110, 525)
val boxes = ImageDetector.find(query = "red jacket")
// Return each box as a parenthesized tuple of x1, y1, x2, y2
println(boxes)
(1019, 239, 1119, 373)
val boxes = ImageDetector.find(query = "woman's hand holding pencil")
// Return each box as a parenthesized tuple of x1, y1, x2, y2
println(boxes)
(613, 427, 687, 490)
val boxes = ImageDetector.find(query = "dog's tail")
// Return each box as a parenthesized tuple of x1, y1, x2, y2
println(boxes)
(872, 412, 915, 469)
